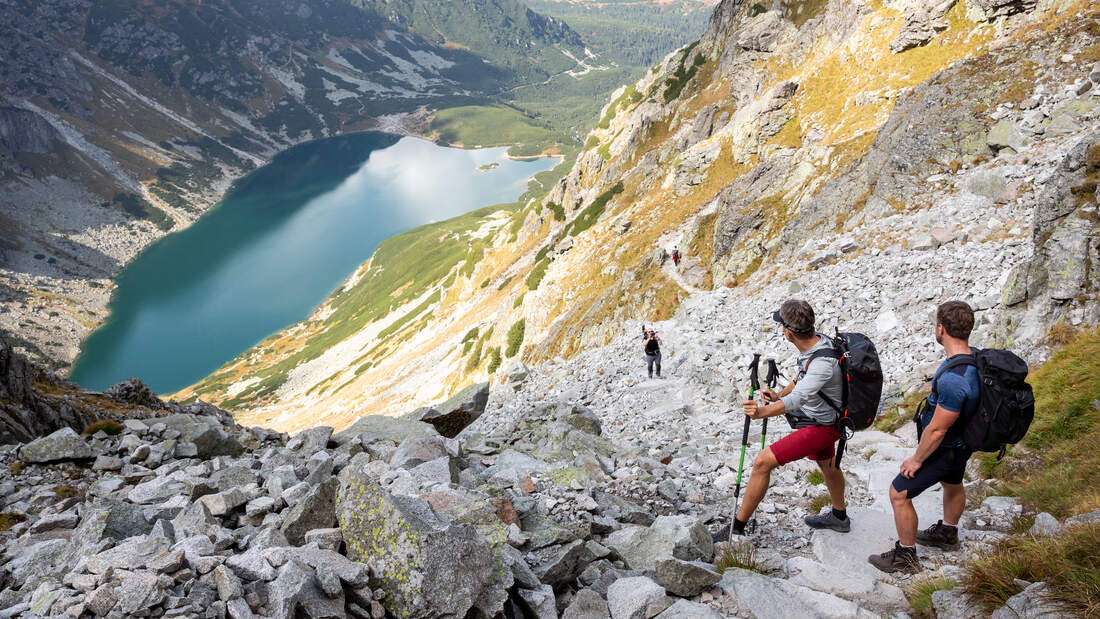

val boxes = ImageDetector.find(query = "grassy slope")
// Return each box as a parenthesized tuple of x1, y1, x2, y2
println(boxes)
(429, 105, 563, 157)
(960, 328, 1100, 615)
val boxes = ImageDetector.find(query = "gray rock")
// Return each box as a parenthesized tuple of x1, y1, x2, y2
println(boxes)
(117, 570, 165, 615)
(965, 169, 1013, 204)
(337, 466, 493, 619)
(890, 0, 955, 53)
(85, 535, 170, 574)
(417, 382, 489, 438)
(655, 557, 722, 597)
(147, 549, 185, 573)
(246, 496, 276, 518)
(532, 539, 597, 587)
(281, 477, 338, 546)
(265, 560, 343, 619)
(198, 488, 249, 516)
(390, 435, 449, 469)
(932, 588, 984, 619)
(304, 528, 344, 551)
(288, 426, 333, 452)
(605, 515, 713, 571)
(987, 119, 1029, 153)
(315, 563, 343, 599)
(214, 564, 245, 601)
(210, 465, 259, 492)
(655, 599, 726, 619)
(482, 449, 550, 486)
(281, 481, 312, 507)
(85, 585, 118, 616)
(92, 455, 123, 471)
(18, 427, 95, 463)
(562, 588, 611, 619)
(8, 538, 72, 589)
(518, 584, 557, 619)
(411, 455, 459, 484)
(1065, 509, 1100, 527)
(607, 576, 669, 619)
(333, 414, 439, 446)
(969, 0, 1037, 20)
(104, 377, 165, 409)
(157, 414, 244, 458)
(27, 512, 79, 534)
(567, 406, 602, 435)
(718, 568, 861, 617)
(991, 581, 1064, 619)
(1028, 512, 1063, 537)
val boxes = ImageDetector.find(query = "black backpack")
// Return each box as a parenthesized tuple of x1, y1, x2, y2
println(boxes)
(922, 349, 1034, 457)
(808, 331, 884, 466)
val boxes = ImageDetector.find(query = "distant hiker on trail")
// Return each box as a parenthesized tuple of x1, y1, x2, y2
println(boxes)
(713, 299, 850, 542)
(870, 301, 980, 574)
(643, 328, 662, 379)
(671, 247, 681, 269)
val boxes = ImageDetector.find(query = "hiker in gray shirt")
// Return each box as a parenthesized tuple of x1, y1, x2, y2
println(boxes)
(713, 299, 852, 541)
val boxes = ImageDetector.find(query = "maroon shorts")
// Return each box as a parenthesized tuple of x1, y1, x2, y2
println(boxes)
(770, 425, 840, 465)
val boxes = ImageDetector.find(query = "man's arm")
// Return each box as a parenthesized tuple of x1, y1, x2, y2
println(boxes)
(900, 373, 967, 477)
(900, 406, 959, 477)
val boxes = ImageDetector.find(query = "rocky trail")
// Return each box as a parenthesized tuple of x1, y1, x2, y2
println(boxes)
(0, 280, 1082, 619)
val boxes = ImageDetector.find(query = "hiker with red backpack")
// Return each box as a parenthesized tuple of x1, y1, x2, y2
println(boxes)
(869, 301, 1034, 574)
(671, 247, 681, 269)
(714, 300, 858, 541)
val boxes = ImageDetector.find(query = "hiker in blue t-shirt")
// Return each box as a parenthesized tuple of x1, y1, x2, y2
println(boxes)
(870, 301, 981, 574)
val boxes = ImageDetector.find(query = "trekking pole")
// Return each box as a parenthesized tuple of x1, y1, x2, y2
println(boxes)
(763, 358, 781, 449)
(729, 353, 761, 541)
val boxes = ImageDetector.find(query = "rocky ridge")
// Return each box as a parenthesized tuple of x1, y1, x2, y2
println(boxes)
(185, 0, 1100, 430)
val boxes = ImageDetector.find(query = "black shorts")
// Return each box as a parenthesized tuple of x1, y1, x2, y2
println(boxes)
(892, 445, 972, 498)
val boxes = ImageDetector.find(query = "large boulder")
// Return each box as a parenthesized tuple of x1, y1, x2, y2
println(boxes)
(605, 516, 713, 571)
(18, 427, 95, 463)
(416, 382, 490, 438)
(337, 465, 494, 618)
(157, 414, 243, 458)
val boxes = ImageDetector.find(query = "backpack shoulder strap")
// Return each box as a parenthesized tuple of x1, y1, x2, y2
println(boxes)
(931, 354, 977, 397)
(804, 347, 843, 416)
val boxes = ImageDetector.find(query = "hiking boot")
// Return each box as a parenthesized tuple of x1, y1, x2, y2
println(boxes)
(804, 510, 851, 533)
(868, 542, 921, 574)
(916, 520, 960, 550)
(711, 523, 746, 543)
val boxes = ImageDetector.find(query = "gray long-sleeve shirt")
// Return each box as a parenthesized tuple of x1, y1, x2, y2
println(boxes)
(780, 333, 843, 428)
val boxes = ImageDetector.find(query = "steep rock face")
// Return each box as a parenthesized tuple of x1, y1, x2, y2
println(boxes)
(0, 341, 95, 444)
(999, 133, 1100, 340)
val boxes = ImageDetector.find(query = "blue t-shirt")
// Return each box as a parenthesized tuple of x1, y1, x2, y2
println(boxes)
(923, 355, 981, 448)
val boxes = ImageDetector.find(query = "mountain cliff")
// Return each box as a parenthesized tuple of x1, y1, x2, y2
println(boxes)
(179, 0, 1100, 432)
(0, 0, 587, 369)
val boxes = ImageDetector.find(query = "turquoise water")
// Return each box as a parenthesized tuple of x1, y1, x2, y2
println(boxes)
(70, 133, 554, 394)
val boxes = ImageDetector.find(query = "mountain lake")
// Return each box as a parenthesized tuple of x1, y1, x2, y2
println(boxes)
(70, 133, 555, 393)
